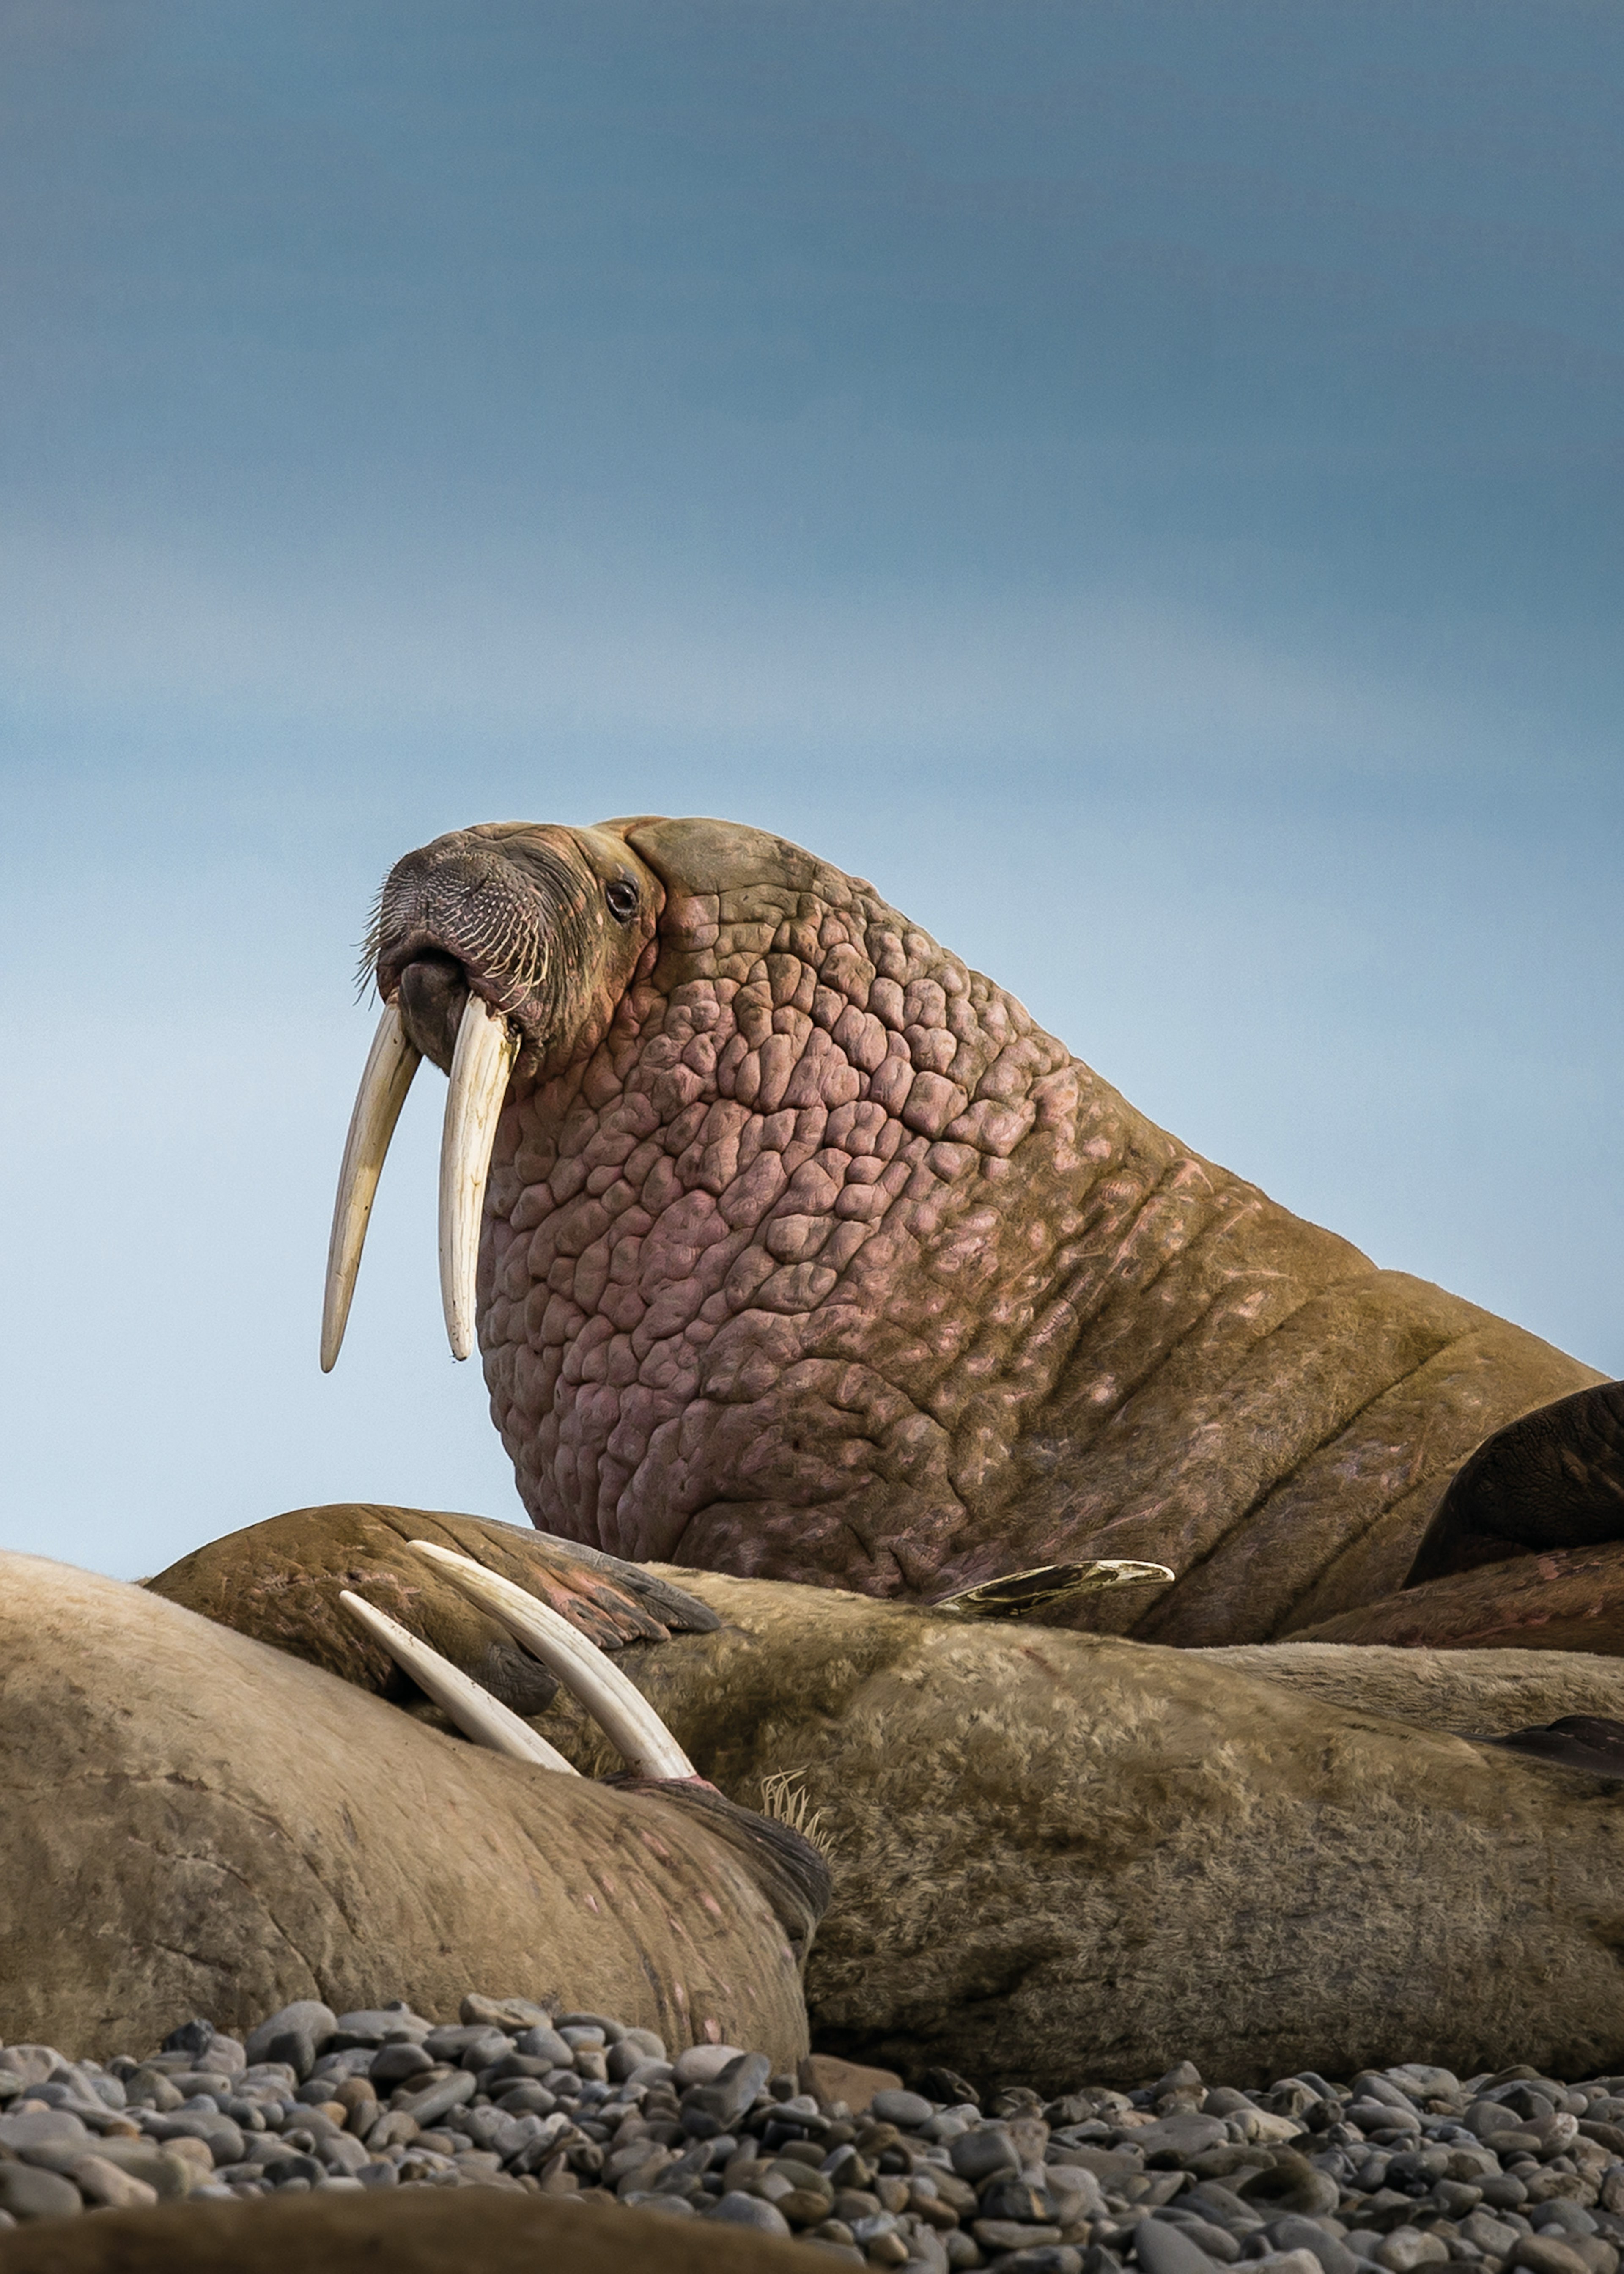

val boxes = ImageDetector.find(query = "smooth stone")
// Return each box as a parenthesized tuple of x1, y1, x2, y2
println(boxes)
(1387, 2071, 1461, 2103)
(691, 2053, 773, 2126)
(1536, 2207, 1602, 2238)
(952, 2129, 1020, 2184)
(1160, 2214, 1243, 2262)
(160, 2019, 220, 2066)
(1482, 2177, 1531, 2210)
(1461, 2212, 1523, 2255)
(981, 2179, 1056, 2225)
(514, 2027, 576, 2069)
(1513, 2242, 1599, 2274)
(422, 2026, 505, 2064)
(708, 2188, 793, 2234)
(1353, 2081, 1422, 2117)
(872, 2091, 936, 2131)
(143, 2107, 245, 2164)
(395, 2071, 477, 2128)
(0, 2106, 90, 2148)
(1136, 2215, 1230, 2274)
(67, 2152, 158, 2209)
(554, 2013, 626, 2045)
(330, 2010, 431, 2049)
(0, 2161, 82, 2220)
(976, 2220, 1067, 2252)
(674, 2045, 749, 2088)
(997, 2253, 1085, 2274)
(1187, 2185, 1269, 2234)
(244, 2001, 337, 2082)
(1265, 2214, 1363, 2274)
(370, 2043, 436, 2087)
(1136, 2117, 1232, 2164)
(1237, 2156, 1341, 2218)
(1376, 2231, 1450, 2272)
(459, 1995, 553, 2034)
(608, 2032, 669, 2081)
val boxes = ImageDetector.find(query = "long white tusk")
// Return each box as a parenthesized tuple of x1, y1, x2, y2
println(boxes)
(439, 994, 519, 1362)
(408, 1541, 697, 1781)
(338, 1589, 580, 1772)
(321, 1003, 422, 1372)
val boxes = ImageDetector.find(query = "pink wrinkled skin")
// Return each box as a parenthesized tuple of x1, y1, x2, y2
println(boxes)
(380, 816, 1599, 1646)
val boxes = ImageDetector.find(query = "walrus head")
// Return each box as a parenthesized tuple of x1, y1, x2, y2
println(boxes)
(324, 820, 669, 1366)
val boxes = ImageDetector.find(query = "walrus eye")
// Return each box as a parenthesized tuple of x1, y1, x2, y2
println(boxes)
(605, 877, 639, 923)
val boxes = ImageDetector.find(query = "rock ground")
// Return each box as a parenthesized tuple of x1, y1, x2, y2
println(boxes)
(7, 1996, 1624, 2274)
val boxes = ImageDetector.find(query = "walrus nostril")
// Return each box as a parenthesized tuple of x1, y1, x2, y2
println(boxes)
(398, 952, 470, 1074)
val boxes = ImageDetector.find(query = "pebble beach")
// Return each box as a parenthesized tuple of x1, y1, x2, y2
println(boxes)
(5, 1996, 1624, 2274)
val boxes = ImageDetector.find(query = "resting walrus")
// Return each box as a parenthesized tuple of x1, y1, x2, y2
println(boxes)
(321, 815, 1614, 1650)
(142, 1506, 1624, 2090)
(0, 1539, 825, 2065)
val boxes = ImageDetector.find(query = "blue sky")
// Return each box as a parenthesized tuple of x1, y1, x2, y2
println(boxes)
(3, 2, 1620, 1578)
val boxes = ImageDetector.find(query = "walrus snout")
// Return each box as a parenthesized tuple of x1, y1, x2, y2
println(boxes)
(397, 950, 469, 1074)
(325, 822, 664, 1369)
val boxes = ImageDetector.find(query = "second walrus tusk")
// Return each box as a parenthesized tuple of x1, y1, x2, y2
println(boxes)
(931, 1559, 1177, 1620)
(321, 1002, 422, 1372)
(338, 1590, 579, 1771)
(439, 993, 519, 1362)
(410, 1541, 698, 1781)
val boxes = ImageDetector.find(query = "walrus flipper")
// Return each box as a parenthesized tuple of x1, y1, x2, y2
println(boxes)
(1406, 1379, 1624, 1586)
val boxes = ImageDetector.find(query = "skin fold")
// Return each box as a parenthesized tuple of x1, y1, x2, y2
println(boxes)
(367, 815, 1609, 1648)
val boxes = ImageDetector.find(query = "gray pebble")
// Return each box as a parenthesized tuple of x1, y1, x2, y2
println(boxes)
(673, 2044, 747, 2087)
(330, 2008, 431, 2048)
(952, 2127, 1019, 2183)
(691, 2052, 773, 2127)
(1136, 2216, 1229, 2274)
(0, 2161, 83, 2220)
(1536, 2207, 1601, 2238)
(244, 2001, 336, 2082)
(708, 2188, 793, 2234)
(1263, 2216, 1361, 2274)
(514, 2026, 577, 2069)
(872, 2090, 936, 2129)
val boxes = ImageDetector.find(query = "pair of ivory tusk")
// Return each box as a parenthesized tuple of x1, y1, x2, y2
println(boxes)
(338, 1589, 579, 1771)
(412, 1541, 697, 1782)
(337, 1540, 697, 1783)
(321, 992, 517, 1371)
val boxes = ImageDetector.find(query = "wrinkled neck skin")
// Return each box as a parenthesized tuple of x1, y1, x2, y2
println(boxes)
(478, 820, 1369, 1620)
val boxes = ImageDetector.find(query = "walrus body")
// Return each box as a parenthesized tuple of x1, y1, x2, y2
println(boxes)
(462, 1560, 1624, 2091)
(0, 1553, 818, 2065)
(342, 816, 1602, 1646)
(85, 1508, 1624, 2090)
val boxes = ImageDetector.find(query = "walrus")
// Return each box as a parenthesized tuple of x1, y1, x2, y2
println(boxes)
(0, 1545, 826, 2065)
(139, 1506, 1624, 2091)
(319, 814, 1614, 1649)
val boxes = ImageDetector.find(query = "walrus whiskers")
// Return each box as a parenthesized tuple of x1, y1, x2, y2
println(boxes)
(337, 1589, 578, 1771)
(319, 1002, 421, 1372)
(411, 1541, 697, 1781)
